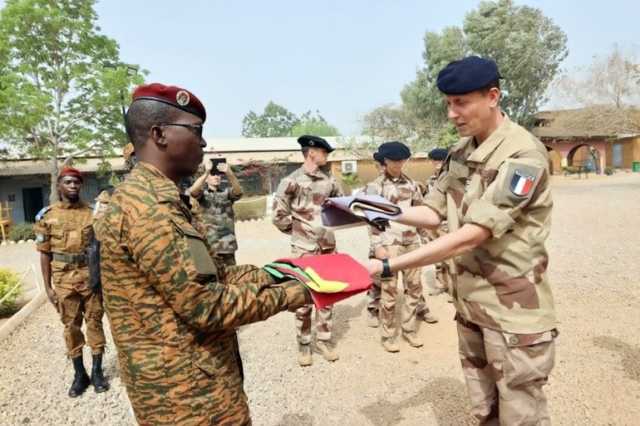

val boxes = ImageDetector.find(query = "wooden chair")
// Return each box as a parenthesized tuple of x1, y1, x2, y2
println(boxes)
(0, 201, 12, 242)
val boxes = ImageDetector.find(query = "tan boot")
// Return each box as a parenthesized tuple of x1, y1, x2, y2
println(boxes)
(402, 332, 424, 348)
(381, 337, 400, 353)
(315, 341, 339, 362)
(298, 344, 312, 367)
(367, 311, 379, 328)
(419, 311, 439, 324)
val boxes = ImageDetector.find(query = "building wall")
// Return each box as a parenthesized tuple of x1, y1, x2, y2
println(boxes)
(605, 137, 640, 169)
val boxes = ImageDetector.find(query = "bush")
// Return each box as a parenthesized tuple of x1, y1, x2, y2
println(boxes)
(233, 196, 267, 221)
(0, 268, 21, 316)
(8, 223, 36, 242)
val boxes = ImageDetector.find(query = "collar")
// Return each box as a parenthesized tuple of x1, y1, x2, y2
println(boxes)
(301, 165, 327, 179)
(383, 172, 408, 184)
(59, 200, 86, 209)
(133, 162, 181, 203)
(466, 114, 512, 164)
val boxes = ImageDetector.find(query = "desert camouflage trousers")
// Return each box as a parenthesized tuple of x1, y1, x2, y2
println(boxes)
(456, 315, 557, 425)
(291, 246, 333, 344)
(367, 244, 431, 319)
(377, 244, 424, 338)
(53, 266, 106, 358)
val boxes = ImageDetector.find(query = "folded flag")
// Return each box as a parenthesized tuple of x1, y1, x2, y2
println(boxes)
(321, 194, 402, 231)
(264, 253, 372, 309)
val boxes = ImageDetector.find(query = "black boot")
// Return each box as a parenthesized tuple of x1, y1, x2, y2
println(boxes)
(91, 353, 109, 393)
(68, 356, 91, 398)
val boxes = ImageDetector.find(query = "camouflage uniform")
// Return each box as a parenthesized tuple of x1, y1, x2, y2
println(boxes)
(34, 201, 106, 358)
(425, 116, 557, 425)
(272, 166, 343, 345)
(196, 183, 243, 267)
(94, 162, 309, 425)
(364, 173, 426, 338)
(419, 175, 453, 295)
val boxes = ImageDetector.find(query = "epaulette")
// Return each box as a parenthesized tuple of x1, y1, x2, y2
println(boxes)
(35, 205, 52, 221)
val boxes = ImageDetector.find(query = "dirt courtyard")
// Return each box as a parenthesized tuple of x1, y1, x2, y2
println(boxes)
(1, 174, 639, 425)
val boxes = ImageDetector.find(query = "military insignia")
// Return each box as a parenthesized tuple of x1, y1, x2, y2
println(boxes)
(510, 170, 535, 197)
(35, 205, 51, 221)
(309, 140, 315, 146)
(36, 234, 44, 243)
(176, 90, 190, 106)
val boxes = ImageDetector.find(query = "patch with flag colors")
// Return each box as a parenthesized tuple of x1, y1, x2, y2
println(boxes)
(510, 170, 536, 197)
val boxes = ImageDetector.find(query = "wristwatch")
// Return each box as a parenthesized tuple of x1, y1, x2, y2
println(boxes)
(381, 258, 393, 278)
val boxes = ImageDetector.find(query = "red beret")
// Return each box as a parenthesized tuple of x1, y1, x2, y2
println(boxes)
(59, 167, 83, 181)
(131, 83, 206, 122)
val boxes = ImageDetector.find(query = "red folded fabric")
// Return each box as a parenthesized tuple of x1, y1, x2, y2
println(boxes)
(275, 253, 372, 309)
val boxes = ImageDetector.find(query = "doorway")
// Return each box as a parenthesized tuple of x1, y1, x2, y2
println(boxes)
(22, 187, 44, 223)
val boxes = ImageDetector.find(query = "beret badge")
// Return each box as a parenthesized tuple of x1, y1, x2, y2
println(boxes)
(176, 90, 190, 106)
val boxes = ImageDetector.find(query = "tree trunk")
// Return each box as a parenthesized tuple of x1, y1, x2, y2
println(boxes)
(49, 156, 59, 205)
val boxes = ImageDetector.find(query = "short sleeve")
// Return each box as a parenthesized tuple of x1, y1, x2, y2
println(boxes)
(463, 155, 547, 239)
(33, 209, 51, 252)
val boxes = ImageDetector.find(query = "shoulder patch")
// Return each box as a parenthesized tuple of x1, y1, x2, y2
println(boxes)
(35, 206, 52, 221)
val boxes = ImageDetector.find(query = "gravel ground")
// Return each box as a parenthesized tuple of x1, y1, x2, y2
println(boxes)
(1, 173, 639, 426)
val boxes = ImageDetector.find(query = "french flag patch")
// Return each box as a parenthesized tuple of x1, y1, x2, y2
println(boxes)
(510, 170, 535, 196)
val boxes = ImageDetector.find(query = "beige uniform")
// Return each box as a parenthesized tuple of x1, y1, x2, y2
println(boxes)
(425, 116, 557, 425)
(272, 166, 343, 344)
(364, 173, 426, 338)
(34, 201, 106, 358)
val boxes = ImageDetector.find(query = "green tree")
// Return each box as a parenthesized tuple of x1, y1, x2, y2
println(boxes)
(0, 0, 145, 203)
(402, 0, 567, 133)
(241, 101, 299, 137)
(290, 110, 340, 137)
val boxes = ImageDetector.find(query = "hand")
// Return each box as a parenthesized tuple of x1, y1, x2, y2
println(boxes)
(204, 160, 213, 174)
(374, 246, 388, 260)
(45, 288, 59, 311)
(217, 163, 229, 174)
(367, 258, 383, 277)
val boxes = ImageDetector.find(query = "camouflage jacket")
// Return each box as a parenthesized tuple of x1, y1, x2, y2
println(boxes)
(272, 166, 343, 252)
(425, 116, 556, 334)
(94, 161, 308, 425)
(197, 184, 243, 254)
(34, 200, 93, 256)
(364, 173, 424, 248)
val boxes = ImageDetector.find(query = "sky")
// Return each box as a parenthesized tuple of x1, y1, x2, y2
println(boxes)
(4, 0, 640, 137)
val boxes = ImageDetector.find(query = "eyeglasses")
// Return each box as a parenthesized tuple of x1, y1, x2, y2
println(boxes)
(160, 123, 204, 138)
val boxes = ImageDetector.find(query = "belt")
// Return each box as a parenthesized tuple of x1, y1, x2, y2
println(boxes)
(52, 252, 87, 265)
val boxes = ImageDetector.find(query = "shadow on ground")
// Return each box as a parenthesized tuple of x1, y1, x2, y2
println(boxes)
(360, 377, 474, 426)
(274, 412, 314, 426)
(593, 336, 640, 382)
(331, 299, 367, 344)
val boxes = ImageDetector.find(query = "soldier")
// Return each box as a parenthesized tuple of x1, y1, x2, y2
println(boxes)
(94, 83, 310, 425)
(418, 147, 452, 297)
(366, 56, 558, 425)
(272, 135, 343, 366)
(364, 141, 433, 352)
(188, 157, 243, 266)
(34, 167, 109, 397)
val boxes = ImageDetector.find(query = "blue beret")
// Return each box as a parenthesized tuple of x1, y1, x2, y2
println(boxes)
(298, 135, 334, 153)
(428, 148, 449, 161)
(437, 56, 501, 95)
(373, 141, 411, 164)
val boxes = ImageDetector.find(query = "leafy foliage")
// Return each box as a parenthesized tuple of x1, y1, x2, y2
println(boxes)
(241, 101, 299, 137)
(290, 110, 340, 137)
(8, 222, 35, 241)
(0, 267, 21, 315)
(0, 0, 145, 201)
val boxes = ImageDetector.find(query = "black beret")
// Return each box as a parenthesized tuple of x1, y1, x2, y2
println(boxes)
(373, 141, 411, 164)
(297, 135, 334, 153)
(436, 56, 501, 95)
(428, 148, 449, 161)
